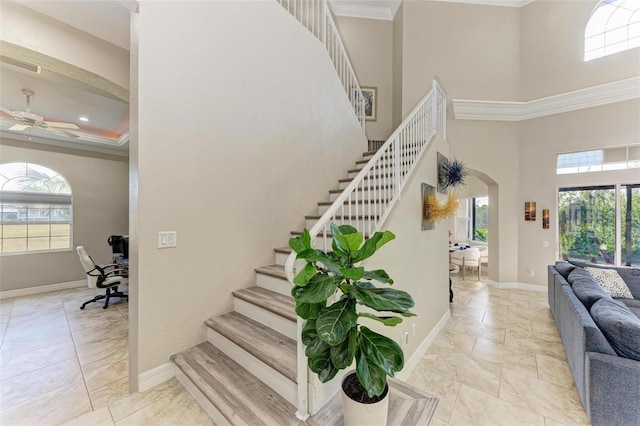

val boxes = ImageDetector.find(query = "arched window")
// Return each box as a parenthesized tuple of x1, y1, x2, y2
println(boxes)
(0, 162, 72, 254)
(585, 0, 640, 61)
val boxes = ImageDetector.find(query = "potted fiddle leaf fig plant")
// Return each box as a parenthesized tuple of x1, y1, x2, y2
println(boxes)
(288, 224, 415, 426)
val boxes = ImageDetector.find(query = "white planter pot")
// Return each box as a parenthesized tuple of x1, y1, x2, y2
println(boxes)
(341, 372, 390, 426)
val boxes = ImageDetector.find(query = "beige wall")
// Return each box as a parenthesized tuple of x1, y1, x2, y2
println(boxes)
(392, 2, 404, 129)
(134, 1, 367, 373)
(392, 0, 639, 285)
(362, 135, 450, 366)
(520, 0, 640, 99)
(0, 139, 129, 291)
(400, 1, 520, 114)
(517, 99, 640, 286)
(336, 16, 394, 141)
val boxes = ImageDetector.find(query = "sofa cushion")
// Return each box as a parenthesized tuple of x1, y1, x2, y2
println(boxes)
(567, 267, 594, 285)
(585, 267, 634, 299)
(620, 299, 640, 319)
(554, 261, 576, 280)
(591, 298, 640, 361)
(572, 277, 611, 310)
(571, 261, 640, 299)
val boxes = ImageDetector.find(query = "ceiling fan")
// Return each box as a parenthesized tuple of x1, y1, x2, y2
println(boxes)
(1, 89, 80, 138)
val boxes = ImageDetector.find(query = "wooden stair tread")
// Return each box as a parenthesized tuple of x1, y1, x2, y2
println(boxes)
(318, 199, 390, 206)
(329, 186, 392, 193)
(232, 286, 296, 322)
(274, 246, 292, 254)
(305, 214, 379, 220)
(205, 312, 296, 383)
(172, 342, 302, 426)
(255, 264, 287, 280)
(339, 174, 394, 183)
(307, 377, 439, 426)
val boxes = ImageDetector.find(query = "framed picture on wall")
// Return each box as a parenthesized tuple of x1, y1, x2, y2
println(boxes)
(359, 86, 377, 121)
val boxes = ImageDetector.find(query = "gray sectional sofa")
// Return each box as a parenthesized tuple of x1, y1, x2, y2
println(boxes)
(548, 261, 640, 426)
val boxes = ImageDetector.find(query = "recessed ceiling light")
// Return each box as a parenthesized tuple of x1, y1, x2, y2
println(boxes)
(79, 116, 89, 122)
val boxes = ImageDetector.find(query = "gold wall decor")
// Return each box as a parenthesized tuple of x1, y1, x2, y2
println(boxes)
(542, 209, 550, 229)
(423, 183, 458, 230)
(525, 201, 536, 221)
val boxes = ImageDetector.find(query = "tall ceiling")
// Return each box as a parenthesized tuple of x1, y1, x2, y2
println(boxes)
(0, 0, 534, 156)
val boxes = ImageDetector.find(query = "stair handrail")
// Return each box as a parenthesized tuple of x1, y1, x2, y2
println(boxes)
(285, 79, 447, 419)
(277, 0, 365, 129)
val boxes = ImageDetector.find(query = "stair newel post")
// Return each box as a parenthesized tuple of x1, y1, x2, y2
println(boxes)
(295, 316, 309, 420)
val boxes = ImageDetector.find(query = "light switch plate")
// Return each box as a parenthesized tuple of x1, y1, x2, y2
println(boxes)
(158, 231, 177, 248)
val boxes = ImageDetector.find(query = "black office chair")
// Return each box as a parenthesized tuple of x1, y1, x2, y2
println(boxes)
(77, 245, 129, 309)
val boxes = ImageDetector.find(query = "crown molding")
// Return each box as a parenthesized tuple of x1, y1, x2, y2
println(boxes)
(452, 76, 640, 121)
(429, 0, 534, 7)
(329, 1, 395, 21)
(330, 0, 532, 21)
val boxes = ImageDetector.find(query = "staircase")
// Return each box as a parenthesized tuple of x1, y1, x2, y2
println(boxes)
(171, 149, 394, 424)
(170, 1, 447, 424)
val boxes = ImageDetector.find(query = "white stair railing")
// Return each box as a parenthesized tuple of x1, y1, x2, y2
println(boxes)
(277, 0, 365, 129)
(286, 79, 447, 419)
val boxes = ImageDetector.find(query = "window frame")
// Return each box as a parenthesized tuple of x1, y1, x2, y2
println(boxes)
(584, 0, 640, 61)
(0, 162, 73, 255)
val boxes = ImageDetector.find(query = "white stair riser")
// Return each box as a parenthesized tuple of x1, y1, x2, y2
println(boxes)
(275, 251, 290, 266)
(174, 368, 232, 426)
(233, 298, 296, 340)
(348, 168, 395, 179)
(329, 190, 384, 202)
(339, 176, 394, 189)
(306, 217, 376, 231)
(256, 272, 291, 296)
(317, 203, 388, 217)
(206, 328, 297, 406)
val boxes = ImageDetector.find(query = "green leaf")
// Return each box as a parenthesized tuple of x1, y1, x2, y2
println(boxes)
(355, 346, 388, 398)
(340, 267, 364, 281)
(351, 284, 415, 315)
(295, 249, 343, 276)
(362, 269, 393, 284)
(293, 263, 316, 287)
(296, 300, 324, 319)
(352, 230, 395, 262)
(291, 274, 342, 304)
(302, 320, 330, 357)
(359, 326, 404, 377)
(308, 349, 339, 383)
(358, 313, 403, 326)
(316, 299, 358, 346)
(330, 327, 357, 369)
(288, 229, 311, 254)
(331, 223, 363, 254)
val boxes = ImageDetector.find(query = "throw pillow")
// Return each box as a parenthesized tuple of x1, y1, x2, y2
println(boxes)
(591, 298, 640, 361)
(585, 267, 634, 299)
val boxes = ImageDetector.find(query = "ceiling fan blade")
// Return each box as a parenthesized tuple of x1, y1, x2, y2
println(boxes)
(44, 127, 79, 138)
(9, 123, 29, 131)
(1, 106, 17, 117)
(44, 121, 80, 130)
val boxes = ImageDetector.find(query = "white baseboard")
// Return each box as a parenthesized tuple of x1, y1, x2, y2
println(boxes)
(396, 309, 451, 382)
(0, 280, 86, 300)
(138, 362, 175, 392)
(486, 280, 547, 292)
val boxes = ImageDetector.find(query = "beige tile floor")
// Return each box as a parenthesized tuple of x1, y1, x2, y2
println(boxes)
(407, 274, 590, 426)
(0, 276, 589, 425)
